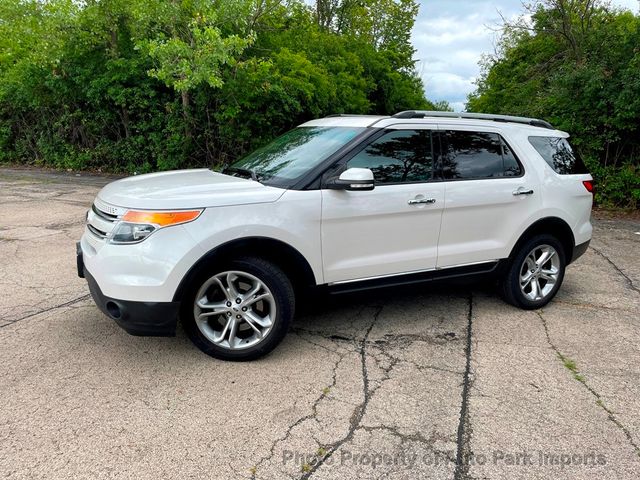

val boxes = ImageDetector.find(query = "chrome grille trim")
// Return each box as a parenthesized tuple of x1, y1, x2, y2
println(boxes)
(92, 203, 118, 221)
(93, 197, 126, 217)
(87, 199, 126, 242)
(87, 224, 107, 239)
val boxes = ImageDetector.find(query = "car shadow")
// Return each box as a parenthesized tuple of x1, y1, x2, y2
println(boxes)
(296, 277, 496, 320)
(68, 278, 498, 364)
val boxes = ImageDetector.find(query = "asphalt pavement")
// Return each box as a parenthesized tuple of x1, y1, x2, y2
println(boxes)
(1, 167, 639, 479)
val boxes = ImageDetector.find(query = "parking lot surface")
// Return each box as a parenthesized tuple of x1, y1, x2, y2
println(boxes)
(1, 168, 639, 479)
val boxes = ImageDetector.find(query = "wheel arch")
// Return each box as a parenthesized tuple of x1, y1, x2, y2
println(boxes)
(509, 217, 576, 264)
(172, 236, 317, 302)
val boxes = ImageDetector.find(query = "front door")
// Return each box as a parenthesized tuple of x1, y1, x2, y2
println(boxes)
(321, 128, 445, 284)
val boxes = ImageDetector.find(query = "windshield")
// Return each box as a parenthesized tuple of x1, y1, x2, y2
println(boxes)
(230, 126, 365, 186)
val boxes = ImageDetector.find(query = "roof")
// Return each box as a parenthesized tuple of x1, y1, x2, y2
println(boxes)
(299, 111, 566, 135)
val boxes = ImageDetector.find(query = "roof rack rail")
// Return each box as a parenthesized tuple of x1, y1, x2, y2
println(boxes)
(325, 114, 378, 118)
(392, 111, 555, 130)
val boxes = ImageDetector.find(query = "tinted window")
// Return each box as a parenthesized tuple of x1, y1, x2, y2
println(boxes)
(502, 140, 522, 177)
(529, 136, 588, 174)
(441, 131, 522, 180)
(347, 130, 433, 184)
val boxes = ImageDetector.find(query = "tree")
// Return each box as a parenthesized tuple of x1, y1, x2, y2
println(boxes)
(0, 0, 435, 173)
(467, 0, 640, 207)
(314, 0, 419, 70)
(143, 13, 252, 136)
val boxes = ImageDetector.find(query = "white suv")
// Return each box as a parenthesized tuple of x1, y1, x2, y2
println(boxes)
(77, 111, 593, 360)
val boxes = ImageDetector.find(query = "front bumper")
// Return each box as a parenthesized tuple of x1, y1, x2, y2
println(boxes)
(77, 242, 179, 336)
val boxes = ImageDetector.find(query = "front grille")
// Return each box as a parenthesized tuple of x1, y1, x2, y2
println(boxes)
(87, 200, 126, 241)
(87, 223, 107, 239)
(93, 197, 124, 217)
(92, 203, 118, 222)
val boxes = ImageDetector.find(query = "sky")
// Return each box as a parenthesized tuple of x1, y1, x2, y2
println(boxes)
(413, 0, 640, 111)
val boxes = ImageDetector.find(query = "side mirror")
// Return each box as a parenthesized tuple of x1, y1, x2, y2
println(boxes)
(326, 168, 375, 191)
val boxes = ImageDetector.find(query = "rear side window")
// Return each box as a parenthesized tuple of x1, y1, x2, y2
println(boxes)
(528, 136, 588, 174)
(347, 130, 433, 184)
(502, 141, 522, 177)
(440, 131, 522, 180)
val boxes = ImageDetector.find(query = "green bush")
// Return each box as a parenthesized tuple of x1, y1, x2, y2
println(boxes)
(468, 0, 640, 208)
(0, 0, 438, 175)
(586, 159, 640, 209)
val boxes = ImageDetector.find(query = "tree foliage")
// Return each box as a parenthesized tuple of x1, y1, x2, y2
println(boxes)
(0, 0, 433, 173)
(468, 0, 640, 208)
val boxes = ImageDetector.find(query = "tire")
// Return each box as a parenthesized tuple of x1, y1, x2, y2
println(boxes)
(500, 234, 566, 310)
(181, 257, 295, 361)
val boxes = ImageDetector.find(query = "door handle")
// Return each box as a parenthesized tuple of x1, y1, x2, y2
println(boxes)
(512, 188, 534, 196)
(408, 198, 436, 205)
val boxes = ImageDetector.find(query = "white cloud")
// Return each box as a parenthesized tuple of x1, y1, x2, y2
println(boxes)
(421, 71, 475, 100)
(413, 0, 639, 111)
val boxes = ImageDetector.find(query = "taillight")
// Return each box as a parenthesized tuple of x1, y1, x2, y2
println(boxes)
(582, 180, 594, 193)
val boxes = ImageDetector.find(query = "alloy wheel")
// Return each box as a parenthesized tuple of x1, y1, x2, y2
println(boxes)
(193, 271, 276, 350)
(519, 244, 561, 302)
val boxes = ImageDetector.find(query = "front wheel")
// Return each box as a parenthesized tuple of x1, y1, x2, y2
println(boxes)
(181, 257, 295, 361)
(500, 234, 566, 310)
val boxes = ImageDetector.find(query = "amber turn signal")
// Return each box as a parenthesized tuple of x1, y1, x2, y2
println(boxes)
(122, 209, 202, 227)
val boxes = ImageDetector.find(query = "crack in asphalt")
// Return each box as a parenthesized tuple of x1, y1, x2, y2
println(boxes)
(250, 351, 348, 480)
(288, 329, 352, 345)
(368, 336, 464, 378)
(0, 294, 91, 329)
(376, 331, 462, 346)
(454, 293, 474, 480)
(249, 307, 376, 480)
(252, 304, 468, 478)
(357, 425, 456, 461)
(590, 246, 639, 294)
(537, 311, 640, 459)
(292, 328, 461, 349)
(299, 305, 384, 480)
(291, 329, 345, 355)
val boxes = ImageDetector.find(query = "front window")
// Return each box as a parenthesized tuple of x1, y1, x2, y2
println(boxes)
(229, 126, 365, 186)
(347, 130, 434, 184)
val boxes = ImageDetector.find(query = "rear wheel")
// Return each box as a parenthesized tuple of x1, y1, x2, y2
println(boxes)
(181, 257, 294, 361)
(501, 234, 566, 309)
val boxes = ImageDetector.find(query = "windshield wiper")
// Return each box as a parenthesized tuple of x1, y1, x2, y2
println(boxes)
(222, 166, 260, 182)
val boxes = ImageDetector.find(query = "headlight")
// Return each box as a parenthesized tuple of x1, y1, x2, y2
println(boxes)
(111, 222, 157, 244)
(110, 209, 202, 244)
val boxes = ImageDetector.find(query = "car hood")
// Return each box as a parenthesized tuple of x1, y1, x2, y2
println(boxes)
(96, 169, 285, 210)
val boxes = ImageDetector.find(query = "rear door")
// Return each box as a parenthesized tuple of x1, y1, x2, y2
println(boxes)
(436, 127, 541, 267)
(321, 128, 445, 283)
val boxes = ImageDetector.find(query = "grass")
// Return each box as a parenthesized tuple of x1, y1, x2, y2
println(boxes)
(557, 353, 587, 383)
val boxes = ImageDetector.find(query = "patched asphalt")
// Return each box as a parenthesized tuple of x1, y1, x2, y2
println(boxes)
(1, 167, 639, 479)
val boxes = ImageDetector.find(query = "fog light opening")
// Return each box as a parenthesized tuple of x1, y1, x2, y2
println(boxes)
(105, 301, 121, 319)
